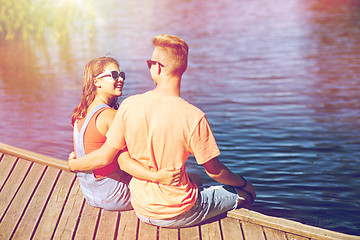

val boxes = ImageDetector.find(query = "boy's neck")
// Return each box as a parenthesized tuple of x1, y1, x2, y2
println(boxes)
(152, 86, 180, 97)
(153, 75, 181, 97)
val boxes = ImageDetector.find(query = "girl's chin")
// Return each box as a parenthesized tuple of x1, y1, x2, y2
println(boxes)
(115, 90, 123, 96)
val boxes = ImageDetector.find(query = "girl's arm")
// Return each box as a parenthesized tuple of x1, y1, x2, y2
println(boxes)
(69, 108, 180, 184)
(68, 144, 181, 185)
(102, 109, 181, 185)
(118, 150, 181, 185)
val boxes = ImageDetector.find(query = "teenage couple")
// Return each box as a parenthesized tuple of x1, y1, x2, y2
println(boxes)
(68, 34, 256, 228)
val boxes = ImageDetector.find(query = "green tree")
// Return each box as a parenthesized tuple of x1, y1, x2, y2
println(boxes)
(0, 0, 94, 42)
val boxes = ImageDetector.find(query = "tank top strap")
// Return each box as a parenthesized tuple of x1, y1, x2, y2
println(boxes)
(74, 104, 110, 158)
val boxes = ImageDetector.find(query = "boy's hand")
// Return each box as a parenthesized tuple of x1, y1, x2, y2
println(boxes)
(68, 152, 76, 161)
(68, 152, 76, 172)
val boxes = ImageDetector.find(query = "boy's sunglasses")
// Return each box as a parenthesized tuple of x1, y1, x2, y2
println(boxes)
(95, 71, 125, 81)
(146, 60, 164, 69)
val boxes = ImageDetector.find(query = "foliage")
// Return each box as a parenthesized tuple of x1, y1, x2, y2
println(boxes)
(0, 0, 95, 42)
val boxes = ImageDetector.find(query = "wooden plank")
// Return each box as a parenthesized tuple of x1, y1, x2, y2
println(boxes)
(32, 171, 76, 239)
(52, 179, 85, 240)
(201, 221, 222, 240)
(241, 221, 266, 240)
(0, 154, 17, 189)
(0, 162, 46, 239)
(138, 220, 158, 240)
(1, 144, 359, 240)
(220, 217, 244, 240)
(74, 201, 101, 239)
(0, 142, 70, 171)
(228, 209, 360, 240)
(286, 233, 310, 240)
(11, 167, 61, 239)
(159, 227, 179, 240)
(94, 209, 119, 240)
(263, 227, 287, 240)
(180, 226, 200, 240)
(0, 158, 32, 218)
(117, 210, 139, 240)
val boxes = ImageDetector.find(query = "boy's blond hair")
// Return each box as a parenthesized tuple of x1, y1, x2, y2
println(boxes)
(152, 34, 189, 76)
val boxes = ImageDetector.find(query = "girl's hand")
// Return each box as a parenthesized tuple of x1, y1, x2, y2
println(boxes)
(153, 168, 182, 185)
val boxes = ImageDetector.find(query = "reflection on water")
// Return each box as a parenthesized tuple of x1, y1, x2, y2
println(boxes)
(0, 0, 359, 236)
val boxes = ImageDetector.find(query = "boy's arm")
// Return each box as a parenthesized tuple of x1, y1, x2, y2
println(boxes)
(68, 142, 119, 171)
(203, 157, 256, 200)
(68, 143, 181, 185)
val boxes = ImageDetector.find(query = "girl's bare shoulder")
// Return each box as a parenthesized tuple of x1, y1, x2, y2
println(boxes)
(96, 108, 117, 134)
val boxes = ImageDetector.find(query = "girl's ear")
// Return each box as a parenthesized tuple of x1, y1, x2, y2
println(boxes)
(94, 78, 101, 88)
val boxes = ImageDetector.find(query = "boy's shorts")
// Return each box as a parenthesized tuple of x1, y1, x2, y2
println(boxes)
(136, 184, 242, 228)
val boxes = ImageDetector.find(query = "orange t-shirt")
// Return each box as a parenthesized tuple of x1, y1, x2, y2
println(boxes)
(106, 91, 220, 219)
(76, 108, 119, 178)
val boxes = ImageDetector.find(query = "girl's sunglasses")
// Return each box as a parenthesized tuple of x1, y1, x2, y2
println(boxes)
(95, 71, 125, 81)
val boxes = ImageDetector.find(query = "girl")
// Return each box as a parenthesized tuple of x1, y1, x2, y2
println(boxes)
(70, 56, 180, 210)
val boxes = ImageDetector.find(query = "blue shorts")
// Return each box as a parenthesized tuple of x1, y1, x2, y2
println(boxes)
(136, 185, 242, 228)
(77, 168, 132, 211)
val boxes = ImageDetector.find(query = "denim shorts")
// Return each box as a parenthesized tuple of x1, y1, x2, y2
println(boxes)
(77, 168, 132, 211)
(136, 185, 242, 228)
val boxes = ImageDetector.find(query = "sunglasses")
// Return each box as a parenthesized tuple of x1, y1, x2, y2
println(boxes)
(95, 71, 125, 81)
(146, 60, 164, 69)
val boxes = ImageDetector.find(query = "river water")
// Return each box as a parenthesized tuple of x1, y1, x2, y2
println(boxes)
(0, 0, 359, 235)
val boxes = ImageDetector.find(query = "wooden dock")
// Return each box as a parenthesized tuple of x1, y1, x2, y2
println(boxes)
(0, 142, 359, 240)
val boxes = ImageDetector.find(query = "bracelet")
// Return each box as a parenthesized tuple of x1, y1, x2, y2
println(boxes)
(238, 176, 247, 189)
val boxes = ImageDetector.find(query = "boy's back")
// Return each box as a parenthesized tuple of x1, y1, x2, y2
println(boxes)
(107, 90, 221, 219)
